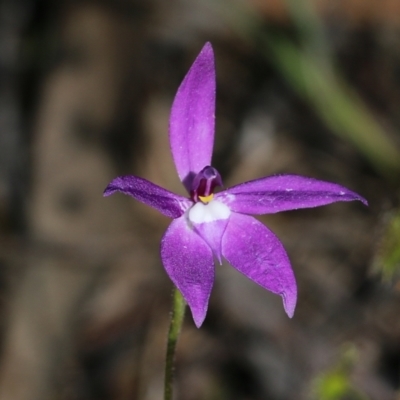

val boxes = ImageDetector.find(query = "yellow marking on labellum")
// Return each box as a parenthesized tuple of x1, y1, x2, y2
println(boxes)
(199, 194, 214, 204)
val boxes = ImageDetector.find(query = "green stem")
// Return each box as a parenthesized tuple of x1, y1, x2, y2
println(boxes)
(164, 286, 186, 400)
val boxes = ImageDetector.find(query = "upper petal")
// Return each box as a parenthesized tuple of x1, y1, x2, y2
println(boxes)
(222, 213, 297, 317)
(169, 43, 216, 190)
(104, 175, 191, 218)
(161, 217, 215, 327)
(215, 174, 368, 215)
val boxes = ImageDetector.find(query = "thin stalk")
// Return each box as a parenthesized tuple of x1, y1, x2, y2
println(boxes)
(164, 286, 186, 400)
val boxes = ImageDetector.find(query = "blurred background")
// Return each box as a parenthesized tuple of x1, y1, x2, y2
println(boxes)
(0, 0, 400, 399)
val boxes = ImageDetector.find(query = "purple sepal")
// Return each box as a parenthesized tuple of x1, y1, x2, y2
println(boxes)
(161, 217, 215, 327)
(169, 43, 216, 190)
(221, 213, 297, 317)
(216, 174, 368, 215)
(104, 175, 191, 218)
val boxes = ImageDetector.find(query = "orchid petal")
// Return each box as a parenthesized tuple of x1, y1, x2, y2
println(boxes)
(222, 213, 297, 317)
(216, 174, 367, 215)
(104, 175, 191, 218)
(188, 200, 231, 263)
(169, 42, 216, 190)
(192, 219, 229, 264)
(161, 217, 214, 327)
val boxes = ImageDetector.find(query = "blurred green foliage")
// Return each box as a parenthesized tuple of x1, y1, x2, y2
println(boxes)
(374, 209, 400, 280)
(216, 0, 400, 179)
(264, 35, 400, 178)
(311, 345, 369, 400)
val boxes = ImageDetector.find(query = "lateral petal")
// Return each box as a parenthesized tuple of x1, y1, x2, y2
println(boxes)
(161, 217, 215, 327)
(216, 174, 367, 215)
(169, 42, 216, 190)
(104, 175, 191, 218)
(222, 213, 297, 317)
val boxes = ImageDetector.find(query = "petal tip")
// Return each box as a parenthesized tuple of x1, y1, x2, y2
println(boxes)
(201, 42, 214, 57)
(187, 296, 209, 328)
(282, 291, 297, 318)
(360, 196, 368, 206)
(103, 183, 116, 197)
(345, 189, 368, 206)
(103, 176, 125, 197)
(192, 312, 206, 328)
(349, 192, 368, 207)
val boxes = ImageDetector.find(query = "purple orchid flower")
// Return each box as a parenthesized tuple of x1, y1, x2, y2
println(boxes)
(104, 43, 367, 328)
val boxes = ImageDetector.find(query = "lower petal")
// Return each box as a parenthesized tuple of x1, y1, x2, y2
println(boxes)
(222, 213, 297, 317)
(161, 217, 215, 327)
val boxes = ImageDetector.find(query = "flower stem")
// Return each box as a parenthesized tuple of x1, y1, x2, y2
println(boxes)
(164, 286, 186, 400)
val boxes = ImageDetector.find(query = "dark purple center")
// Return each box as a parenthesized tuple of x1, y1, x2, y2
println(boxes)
(190, 166, 222, 203)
